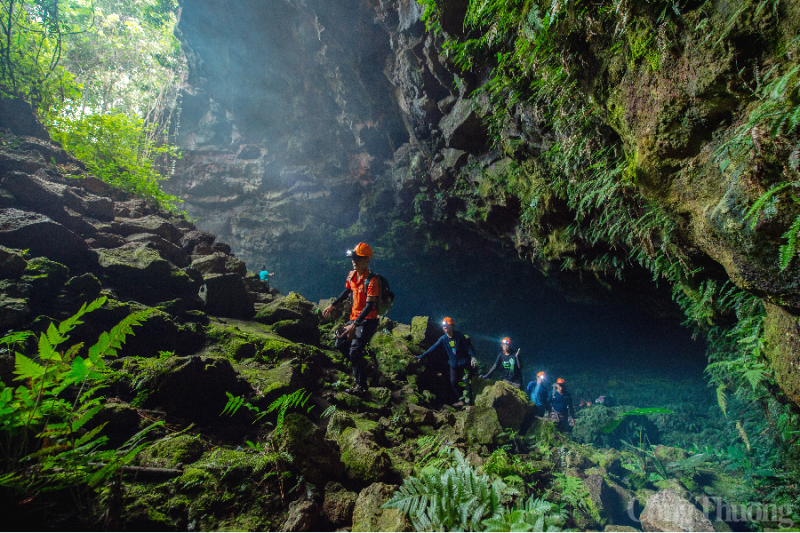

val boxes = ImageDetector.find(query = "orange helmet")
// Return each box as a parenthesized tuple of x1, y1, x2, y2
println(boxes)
(537, 371, 545, 378)
(442, 317, 454, 325)
(501, 337, 511, 345)
(347, 242, 373, 258)
(557, 378, 565, 384)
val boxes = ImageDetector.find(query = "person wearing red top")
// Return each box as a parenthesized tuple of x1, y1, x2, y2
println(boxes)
(323, 242, 380, 395)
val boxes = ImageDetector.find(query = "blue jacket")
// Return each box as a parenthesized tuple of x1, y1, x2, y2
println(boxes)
(526, 380, 550, 410)
(417, 331, 476, 369)
(549, 388, 575, 419)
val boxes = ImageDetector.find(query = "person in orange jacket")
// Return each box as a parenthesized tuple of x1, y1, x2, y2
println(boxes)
(323, 242, 380, 395)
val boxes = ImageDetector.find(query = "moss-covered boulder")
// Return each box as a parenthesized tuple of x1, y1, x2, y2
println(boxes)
(323, 481, 358, 527)
(352, 482, 411, 532)
(148, 355, 249, 422)
(275, 413, 344, 486)
(410, 316, 439, 348)
(238, 360, 303, 407)
(96, 242, 198, 304)
(370, 331, 417, 378)
(639, 489, 714, 532)
(0, 245, 26, 279)
(199, 273, 254, 319)
(763, 302, 800, 407)
(281, 499, 320, 532)
(338, 427, 390, 483)
(270, 318, 320, 345)
(255, 292, 316, 325)
(454, 406, 502, 445)
(139, 435, 205, 469)
(475, 380, 534, 432)
(326, 410, 357, 441)
(0, 295, 28, 328)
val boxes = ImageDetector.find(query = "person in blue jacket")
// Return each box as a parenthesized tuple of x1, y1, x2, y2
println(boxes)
(416, 316, 477, 408)
(259, 265, 275, 289)
(548, 378, 576, 432)
(526, 371, 550, 415)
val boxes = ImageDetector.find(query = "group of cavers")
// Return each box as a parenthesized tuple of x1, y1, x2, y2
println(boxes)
(262, 242, 579, 433)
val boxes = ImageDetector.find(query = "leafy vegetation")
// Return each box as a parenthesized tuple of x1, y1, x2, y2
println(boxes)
(0, 297, 156, 507)
(418, 0, 800, 477)
(0, 0, 184, 210)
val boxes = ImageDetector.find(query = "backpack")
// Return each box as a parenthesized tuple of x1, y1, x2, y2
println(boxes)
(350, 272, 395, 316)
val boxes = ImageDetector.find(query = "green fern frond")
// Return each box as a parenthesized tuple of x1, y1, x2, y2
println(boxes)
(716, 384, 728, 417)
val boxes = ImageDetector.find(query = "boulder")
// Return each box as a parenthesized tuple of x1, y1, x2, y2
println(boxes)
(325, 410, 356, 441)
(410, 315, 440, 347)
(85, 232, 127, 249)
(199, 273, 254, 319)
(271, 319, 321, 345)
(96, 243, 199, 303)
(0, 245, 27, 279)
(0, 208, 91, 265)
(584, 473, 612, 528)
(337, 427, 390, 483)
(370, 331, 417, 377)
(453, 406, 502, 445)
(352, 482, 411, 532)
(0, 296, 28, 328)
(281, 499, 320, 532)
(323, 481, 358, 527)
(0, 97, 50, 139)
(639, 489, 714, 532)
(112, 199, 151, 218)
(2, 171, 87, 216)
(179, 229, 215, 253)
(475, 380, 535, 432)
(110, 215, 183, 243)
(275, 413, 344, 487)
(149, 355, 248, 422)
(126, 233, 190, 267)
(190, 251, 246, 276)
(138, 434, 205, 469)
(255, 292, 316, 325)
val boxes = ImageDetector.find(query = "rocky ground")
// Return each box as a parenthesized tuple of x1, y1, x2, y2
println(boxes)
(0, 123, 772, 531)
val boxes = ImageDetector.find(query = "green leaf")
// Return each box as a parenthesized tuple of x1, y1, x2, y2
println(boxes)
(14, 353, 45, 381)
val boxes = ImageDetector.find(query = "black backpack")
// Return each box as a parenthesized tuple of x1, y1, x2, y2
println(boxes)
(351, 272, 395, 316)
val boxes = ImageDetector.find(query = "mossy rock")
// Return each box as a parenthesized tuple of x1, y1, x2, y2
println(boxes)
(139, 435, 205, 469)
(337, 427, 390, 483)
(326, 410, 356, 441)
(238, 361, 302, 406)
(453, 406, 502, 446)
(323, 481, 358, 527)
(0, 245, 27, 279)
(179, 467, 214, 491)
(270, 318, 321, 345)
(474, 380, 534, 433)
(255, 291, 317, 325)
(352, 482, 411, 532)
(276, 413, 344, 486)
(410, 316, 439, 347)
(22, 257, 69, 305)
(370, 332, 417, 377)
(0, 296, 29, 328)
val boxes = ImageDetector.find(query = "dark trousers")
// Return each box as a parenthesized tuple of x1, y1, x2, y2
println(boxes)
(339, 319, 379, 388)
(450, 365, 476, 405)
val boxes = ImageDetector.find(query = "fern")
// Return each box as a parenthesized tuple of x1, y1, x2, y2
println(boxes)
(222, 388, 313, 436)
(716, 384, 728, 417)
(382, 448, 505, 531)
